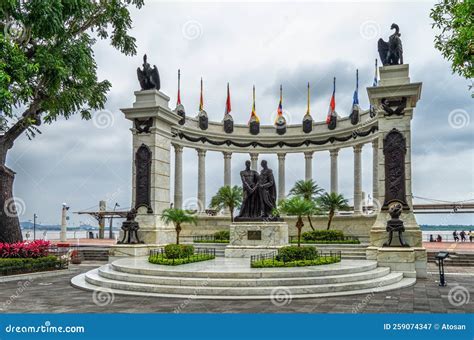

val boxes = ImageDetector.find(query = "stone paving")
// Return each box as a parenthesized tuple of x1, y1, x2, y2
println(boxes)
(0, 262, 472, 314)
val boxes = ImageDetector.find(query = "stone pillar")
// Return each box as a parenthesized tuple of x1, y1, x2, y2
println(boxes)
(353, 144, 363, 214)
(223, 152, 232, 187)
(197, 149, 206, 212)
(304, 152, 313, 181)
(60, 203, 68, 242)
(250, 153, 258, 171)
(329, 149, 339, 194)
(277, 153, 286, 201)
(372, 139, 379, 205)
(173, 144, 183, 209)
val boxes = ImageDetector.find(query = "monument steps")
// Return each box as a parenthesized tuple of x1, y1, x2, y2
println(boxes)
(71, 258, 416, 299)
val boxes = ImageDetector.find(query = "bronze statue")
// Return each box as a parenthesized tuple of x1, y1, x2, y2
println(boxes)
(258, 160, 277, 218)
(236, 160, 261, 220)
(383, 203, 409, 247)
(378, 23, 403, 66)
(137, 54, 160, 90)
(118, 208, 143, 244)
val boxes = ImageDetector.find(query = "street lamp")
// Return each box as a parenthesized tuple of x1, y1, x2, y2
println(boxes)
(109, 203, 120, 239)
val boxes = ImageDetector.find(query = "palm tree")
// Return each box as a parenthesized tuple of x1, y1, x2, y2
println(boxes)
(160, 208, 197, 244)
(209, 185, 243, 222)
(278, 196, 316, 247)
(289, 179, 324, 231)
(317, 192, 349, 230)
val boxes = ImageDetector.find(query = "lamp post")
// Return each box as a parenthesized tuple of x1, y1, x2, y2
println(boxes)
(60, 203, 69, 242)
(109, 203, 120, 239)
(33, 213, 37, 240)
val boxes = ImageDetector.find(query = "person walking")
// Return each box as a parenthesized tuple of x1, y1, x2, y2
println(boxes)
(453, 230, 459, 242)
(460, 230, 466, 242)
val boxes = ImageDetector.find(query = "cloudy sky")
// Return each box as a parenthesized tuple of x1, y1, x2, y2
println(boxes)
(9, 0, 473, 227)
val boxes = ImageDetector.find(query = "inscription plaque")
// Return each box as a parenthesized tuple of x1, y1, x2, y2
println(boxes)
(247, 230, 262, 240)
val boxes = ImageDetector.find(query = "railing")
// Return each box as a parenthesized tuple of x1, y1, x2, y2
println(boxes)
(250, 250, 342, 266)
(192, 235, 229, 243)
(289, 235, 359, 243)
(149, 247, 216, 264)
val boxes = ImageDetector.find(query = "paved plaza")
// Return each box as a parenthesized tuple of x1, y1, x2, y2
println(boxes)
(0, 263, 472, 314)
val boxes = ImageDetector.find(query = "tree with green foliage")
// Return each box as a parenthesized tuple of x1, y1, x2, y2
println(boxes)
(317, 192, 349, 230)
(0, 0, 144, 242)
(277, 196, 317, 247)
(209, 185, 243, 222)
(160, 208, 197, 245)
(289, 179, 324, 231)
(430, 0, 473, 94)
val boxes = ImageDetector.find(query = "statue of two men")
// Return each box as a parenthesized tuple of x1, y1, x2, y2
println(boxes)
(237, 160, 278, 220)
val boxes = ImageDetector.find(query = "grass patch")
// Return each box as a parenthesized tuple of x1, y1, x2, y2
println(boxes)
(148, 253, 215, 266)
(0, 255, 67, 276)
(291, 239, 360, 245)
(251, 256, 340, 268)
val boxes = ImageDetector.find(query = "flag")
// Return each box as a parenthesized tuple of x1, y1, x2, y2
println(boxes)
(199, 77, 204, 111)
(275, 85, 283, 124)
(373, 59, 378, 87)
(326, 77, 336, 124)
(225, 83, 231, 115)
(306, 82, 310, 115)
(249, 85, 259, 124)
(352, 69, 359, 110)
(177, 69, 182, 105)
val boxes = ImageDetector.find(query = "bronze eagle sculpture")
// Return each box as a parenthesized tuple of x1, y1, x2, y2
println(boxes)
(137, 54, 160, 90)
(378, 23, 403, 66)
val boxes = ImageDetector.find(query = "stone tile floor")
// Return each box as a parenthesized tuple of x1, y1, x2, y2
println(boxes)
(0, 262, 472, 314)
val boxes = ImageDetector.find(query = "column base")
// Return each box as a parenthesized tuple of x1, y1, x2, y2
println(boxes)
(366, 246, 427, 278)
(109, 244, 163, 262)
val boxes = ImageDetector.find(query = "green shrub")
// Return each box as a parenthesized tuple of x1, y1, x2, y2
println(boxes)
(213, 230, 230, 241)
(0, 256, 65, 275)
(149, 253, 214, 266)
(291, 239, 360, 244)
(276, 246, 317, 262)
(164, 244, 194, 259)
(301, 230, 345, 241)
(251, 256, 340, 268)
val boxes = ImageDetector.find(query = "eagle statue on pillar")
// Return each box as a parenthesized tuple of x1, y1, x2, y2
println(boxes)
(378, 23, 403, 66)
(137, 54, 161, 90)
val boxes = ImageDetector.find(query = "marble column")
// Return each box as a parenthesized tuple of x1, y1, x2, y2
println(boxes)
(372, 139, 379, 205)
(197, 149, 206, 212)
(330, 148, 339, 194)
(250, 153, 259, 171)
(278, 153, 286, 201)
(353, 144, 363, 214)
(173, 144, 183, 209)
(223, 152, 232, 187)
(304, 151, 313, 181)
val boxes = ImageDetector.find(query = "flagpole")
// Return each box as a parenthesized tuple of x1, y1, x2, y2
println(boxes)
(307, 82, 310, 115)
(177, 69, 181, 105)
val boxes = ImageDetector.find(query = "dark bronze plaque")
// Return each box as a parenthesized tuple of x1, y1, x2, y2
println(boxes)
(247, 230, 261, 240)
(382, 129, 409, 210)
(135, 144, 153, 213)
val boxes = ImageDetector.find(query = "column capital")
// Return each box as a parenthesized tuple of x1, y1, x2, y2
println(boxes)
(223, 151, 232, 159)
(372, 138, 379, 148)
(329, 148, 340, 157)
(196, 148, 207, 157)
(249, 152, 259, 158)
(277, 153, 286, 160)
(353, 144, 363, 153)
(173, 143, 183, 153)
(304, 151, 314, 159)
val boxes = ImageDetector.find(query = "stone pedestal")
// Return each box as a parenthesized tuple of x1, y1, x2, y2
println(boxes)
(225, 222, 289, 258)
(366, 246, 427, 278)
(108, 243, 164, 262)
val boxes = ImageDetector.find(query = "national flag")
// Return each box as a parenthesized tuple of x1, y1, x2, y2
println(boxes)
(275, 85, 283, 124)
(249, 85, 260, 124)
(373, 59, 378, 87)
(225, 83, 231, 115)
(199, 77, 204, 111)
(352, 69, 360, 110)
(177, 69, 182, 105)
(326, 77, 336, 124)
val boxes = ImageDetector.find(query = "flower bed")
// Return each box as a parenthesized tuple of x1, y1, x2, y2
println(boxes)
(148, 245, 215, 266)
(0, 240, 51, 258)
(251, 256, 340, 268)
(250, 246, 341, 268)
